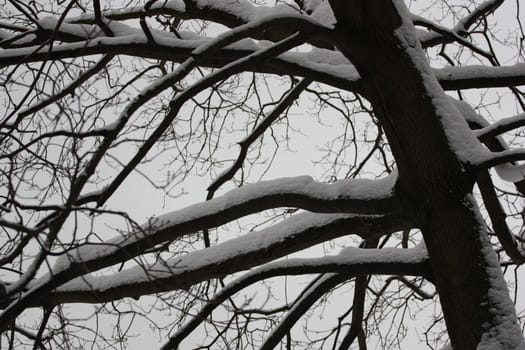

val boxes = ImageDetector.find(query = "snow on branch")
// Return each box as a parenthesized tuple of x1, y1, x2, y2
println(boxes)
(474, 149, 525, 182)
(72, 0, 307, 43)
(453, 99, 525, 184)
(50, 219, 418, 305)
(435, 63, 525, 90)
(1, 34, 523, 95)
(55, 173, 401, 274)
(416, 0, 505, 49)
(77, 0, 296, 25)
(412, 14, 492, 59)
(474, 113, 525, 142)
(164, 239, 429, 349)
(451, 98, 525, 185)
(0, 173, 404, 321)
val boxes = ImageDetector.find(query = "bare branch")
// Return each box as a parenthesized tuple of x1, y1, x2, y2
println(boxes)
(477, 170, 525, 264)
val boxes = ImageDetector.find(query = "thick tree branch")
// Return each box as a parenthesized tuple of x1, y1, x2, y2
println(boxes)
(419, 0, 505, 48)
(50, 238, 425, 306)
(1, 37, 525, 93)
(91, 32, 308, 208)
(475, 113, 525, 142)
(162, 242, 428, 350)
(0, 170, 404, 327)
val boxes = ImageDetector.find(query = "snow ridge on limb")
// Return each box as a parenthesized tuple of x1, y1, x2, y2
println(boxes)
(163, 239, 427, 350)
(452, 98, 525, 184)
(475, 113, 525, 142)
(470, 198, 525, 350)
(49, 215, 415, 304)
(456, 99, 525, 184)
(435, 63, 525, 90)
(53, 172, 400, 275)
(70, 0, 333, 46)
(0, 173, 402, 304)
(418, 0, 505, 48)
(0, 27, 308, 328)
(452, 96, 525, 254)
(1, 41, 524, 94)
(75, 0, 296, 26)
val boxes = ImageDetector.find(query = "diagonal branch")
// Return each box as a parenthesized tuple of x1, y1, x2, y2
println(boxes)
(474, 113, 525, 142)
(0, 170, 403, 327)
(338, 238, 378, 350)
(260, 273, 349, 350)
(19, 54, 114, 118)
(477, 170, 525, 264)
(419, 0, 505, 48)
(202, 77, 312, 246)
(49, 235, 425, 306)
(206, 77, 313, 198)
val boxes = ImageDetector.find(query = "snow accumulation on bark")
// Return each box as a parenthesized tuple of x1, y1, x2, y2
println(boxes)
(386, 1, 525, 348)
(467, 197, 525, 350)
(49, 173, 398, 277)
(454, 99, 525, 183)
(54, 227, 425, 294)
(390, 0, 489, 167)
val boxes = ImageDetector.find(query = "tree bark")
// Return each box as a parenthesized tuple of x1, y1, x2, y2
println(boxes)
(328, 0, 525, 349)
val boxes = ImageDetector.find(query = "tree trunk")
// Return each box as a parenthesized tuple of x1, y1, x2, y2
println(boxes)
(328, 0, 525, 348)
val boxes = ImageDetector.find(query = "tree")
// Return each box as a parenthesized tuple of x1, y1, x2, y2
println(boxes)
(0, 0, 524, 348)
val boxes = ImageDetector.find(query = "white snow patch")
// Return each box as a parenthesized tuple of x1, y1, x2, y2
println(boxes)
(39, 16, 102, 38)
(309, 1, 336, 28)
(454, 100, 525, 183)
(466, 195, 525, 350)
(391, 0, 489, 166)
(55, 212, 359, 292)
(435, 63, 525, 84)
(50, 173, 396, 277)
(56, 214, 417, 293)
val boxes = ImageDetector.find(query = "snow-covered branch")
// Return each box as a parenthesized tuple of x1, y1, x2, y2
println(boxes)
(434, 63, 525, 90)
(50, 231, 422, 306)
(0, 173, 404, 324)
(164, 241, 429, 350)
(1, 38, 524, 94)
(418, 0, 505, 48)
(474, 113, 525, 142)
(61, 173, 402, 274)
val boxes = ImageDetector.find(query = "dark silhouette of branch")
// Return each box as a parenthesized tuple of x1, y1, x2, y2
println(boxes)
(477, 170, 524, 264)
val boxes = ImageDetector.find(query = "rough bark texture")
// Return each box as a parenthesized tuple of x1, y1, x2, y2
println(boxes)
(328, 0, 524, 349)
